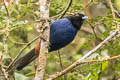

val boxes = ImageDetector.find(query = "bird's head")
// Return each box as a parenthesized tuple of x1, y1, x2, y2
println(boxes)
(67, 13, 88, 30)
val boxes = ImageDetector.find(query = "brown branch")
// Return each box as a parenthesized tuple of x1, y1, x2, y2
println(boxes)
(6, 34, 42, 72)
(80, 0, 93, 11)
(46, 29, 119, 80)
(0, 26, 23, 35)
(86, 20, 98, 40)
(105, 0, 117, 29)
(57, 0, 72, 19)
(0, 35, 8, 80)
(51, 0, 72, 19)
(34, 0, 50, 80)
(107, 0, 116, 20)
(0, 0, 10, 78)
(84, 54, 120, 63)
(58, 54, 120, 67)
(0, 1, 12, 80)
(48, 54, 120, 70)
(0, 64, 8, 80)
(51, 0, 92, 20)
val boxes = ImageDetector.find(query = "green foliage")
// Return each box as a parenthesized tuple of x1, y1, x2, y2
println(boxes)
(1, 0, 120, 80)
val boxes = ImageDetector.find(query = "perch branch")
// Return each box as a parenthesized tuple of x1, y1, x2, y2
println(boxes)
(34, 0, 50, 80)
(46, 29, 119, 80)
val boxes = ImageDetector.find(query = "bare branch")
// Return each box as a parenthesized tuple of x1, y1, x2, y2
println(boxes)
(46, 29, 119, 80)
(57, 0, 72, 19)
(107, 0, 116, 20)
(51, 0, 72, 19)
(105, 0, 117, 29)
(0, 64, 8, 80)
(80, 0, 93, 11)
(34, 0, 50, 80)
(86, 20, 98, 40)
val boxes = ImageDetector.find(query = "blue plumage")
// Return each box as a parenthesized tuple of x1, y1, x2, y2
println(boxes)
(49, 18, 77, 51)
(14, 14, 87, 70)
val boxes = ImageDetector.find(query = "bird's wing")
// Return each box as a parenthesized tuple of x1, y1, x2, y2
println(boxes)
(49, 19, 77, 51)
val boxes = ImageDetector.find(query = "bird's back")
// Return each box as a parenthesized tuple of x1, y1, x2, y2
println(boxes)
(49, 18, 77, 52)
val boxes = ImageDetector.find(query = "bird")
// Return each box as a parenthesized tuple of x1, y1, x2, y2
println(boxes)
(14, 13, 88, 70)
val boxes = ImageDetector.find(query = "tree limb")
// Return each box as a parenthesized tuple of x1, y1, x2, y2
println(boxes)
(34, 0, 50, 80)
(46, 29, 119, 80)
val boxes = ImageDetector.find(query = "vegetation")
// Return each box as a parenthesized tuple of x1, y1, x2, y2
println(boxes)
(0, 0, 120, 80)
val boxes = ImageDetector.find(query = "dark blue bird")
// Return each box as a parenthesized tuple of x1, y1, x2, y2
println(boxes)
(15, 13, 87, 70)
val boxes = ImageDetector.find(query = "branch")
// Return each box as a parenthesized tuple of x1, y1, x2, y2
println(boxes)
(8, 37, 28, 45)
(34, 0, 50, 80)
(105, 0, 117, 29)
(46, 29, 119, 80)
(51, 0, 72, 19)
(107, 0, 116, 20)
(0, 64, 8, 80)
(57, 0, 72, 19)
(0, 0, 10, 79)
(81, 54, 120, 64)
(80, 0, 93, 11)
(0, 34, 8, 80)
(58, 50, 67, 80)
(6, 34, 42, 71)
(86, 20, 98, 40)
(3, 0, 10, 19)
(48, 54, 120, 71)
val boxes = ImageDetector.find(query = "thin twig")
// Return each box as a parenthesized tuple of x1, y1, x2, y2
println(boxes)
(46, 29, 119, 80)
(0, 26, 23, 35)
(80, 0, 93, 11)
(3, 0, 10, 19)
(57, 0, 72, 19)
(106, 0, 117, 29)
(112, 5, 120, 18)
(87, 20, 98, 40)
(0, 64, 8, 80)
(6, 34, 43, 71)
(51, 0, 72, 19)
(107, 0, 116, 20)
(50, 53, 120, 70)
(58, 50, 67, 80)
(0, 35, 8, 80)
(8, 37, 28, 45)
(114, 10, 120, 18)
(0, 0, 10, 79)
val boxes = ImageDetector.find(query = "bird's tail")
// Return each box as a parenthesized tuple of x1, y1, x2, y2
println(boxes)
(15, 40, 41, 70)
(15, 48, 38, 70)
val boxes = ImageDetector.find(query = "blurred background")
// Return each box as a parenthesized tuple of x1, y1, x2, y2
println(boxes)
(1, 0, 120, 80)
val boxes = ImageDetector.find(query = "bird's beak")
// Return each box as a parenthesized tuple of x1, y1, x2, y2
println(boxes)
(82, 16, 88, 19)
